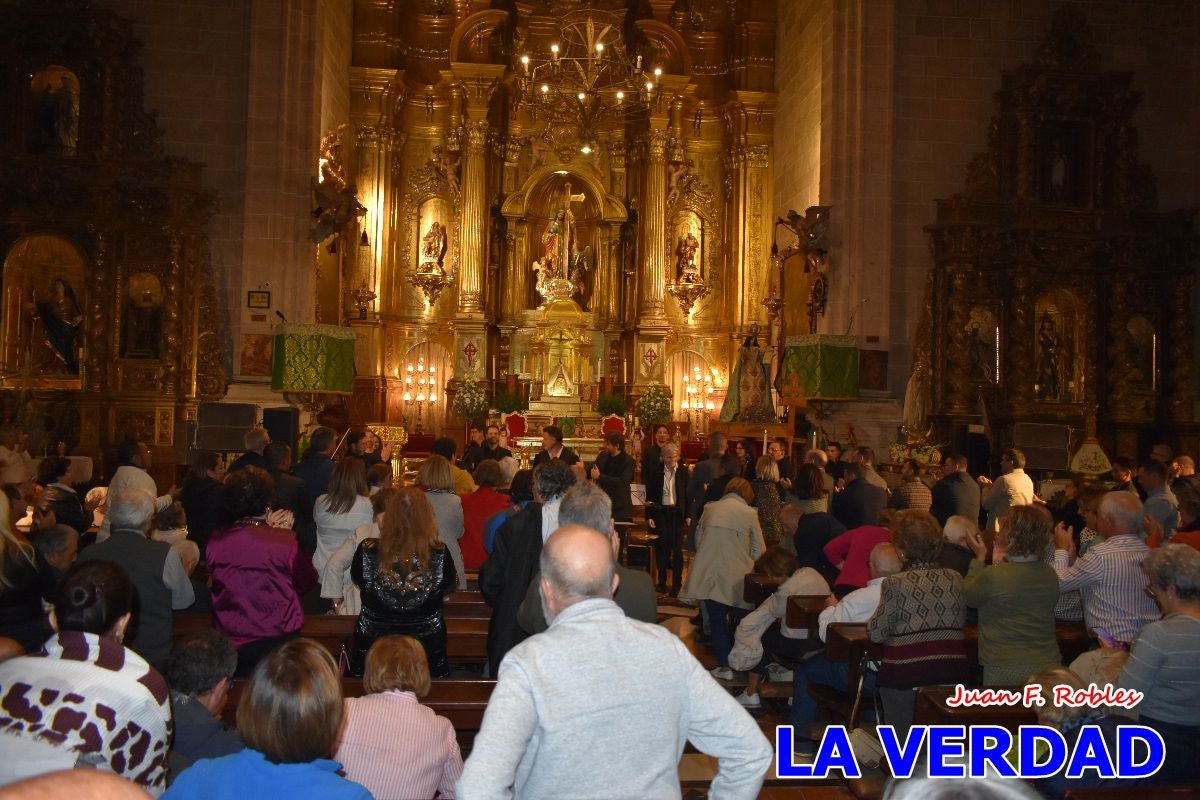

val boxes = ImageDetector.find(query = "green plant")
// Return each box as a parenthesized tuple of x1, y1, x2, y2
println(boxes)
(636, 383, 671, 425)
(493, 389, 529, 413)
(452, 378, 488, 420)
(597, 392, 627, 417)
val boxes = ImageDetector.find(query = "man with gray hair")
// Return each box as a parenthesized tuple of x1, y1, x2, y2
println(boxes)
(1052, 490, 1160, 644)
(227, 426, 270, 474)
(687, 430, 738, 525)
(459, 524, 773, 800)
(646, 441, 689, 595)
(516, 482, 657, 633)
(77, 487, 194, 667)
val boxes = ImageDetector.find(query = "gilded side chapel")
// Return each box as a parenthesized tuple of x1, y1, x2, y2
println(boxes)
(0, 0, 1197, 482)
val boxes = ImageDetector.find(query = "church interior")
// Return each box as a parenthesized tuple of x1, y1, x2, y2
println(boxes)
(2, 1, 1200, 798)
(1, 0, 1198, 477)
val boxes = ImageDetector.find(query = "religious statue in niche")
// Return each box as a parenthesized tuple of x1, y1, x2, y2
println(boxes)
(419, 222, 448, 275)
(29, 67, 79, 155)
(309, 124, 365, 244)
(1036, 122, 1091, 207)
(1126, 316, 1155, 390)
(718, 323, 776, 423)
(532, 182, 590, 308)
(967, 307, 997, 383)
(122, 272, 164, 359)
(1035, 314, 1062, 401)
(28, 278, 83, 373)
(675, 231, 701, 283)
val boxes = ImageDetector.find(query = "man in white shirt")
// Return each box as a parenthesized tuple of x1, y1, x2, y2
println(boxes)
(790, 543, 902, 755)
(1138, 459, 1179, 542)
(100, 437, 178, 538)
(977, 448, 1035, 532)
(460, 524, 772, 800)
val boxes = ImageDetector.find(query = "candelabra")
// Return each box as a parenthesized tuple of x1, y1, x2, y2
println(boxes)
(401, 357, 438, 434)
(679, 366, 716, 438)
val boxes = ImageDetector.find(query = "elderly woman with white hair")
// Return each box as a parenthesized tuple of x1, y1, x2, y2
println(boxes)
(938, 515, 979, 576)
(1117, 544, 1200, 785)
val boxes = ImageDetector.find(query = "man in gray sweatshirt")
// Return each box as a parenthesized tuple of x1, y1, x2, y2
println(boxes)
(458, 523, 773, 800)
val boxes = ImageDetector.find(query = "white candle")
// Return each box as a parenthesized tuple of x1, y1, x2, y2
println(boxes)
(596, 359, 602, 379)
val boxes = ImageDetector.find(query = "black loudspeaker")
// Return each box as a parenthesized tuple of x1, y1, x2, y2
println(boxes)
(195, 403, 258, 453)
(1012, 422, 1072, 471)
(263, 406, 300, 452)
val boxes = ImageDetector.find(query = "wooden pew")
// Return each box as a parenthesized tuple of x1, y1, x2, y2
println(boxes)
(808, 622, 874, 728)
(220, 676, 496, 750)
(784, 594, 832, 632)
(912, 685, 1036, 734)
(743, 573, 785, 606)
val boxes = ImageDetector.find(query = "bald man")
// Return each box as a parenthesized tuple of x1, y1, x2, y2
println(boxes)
(458, 524, 773, 800)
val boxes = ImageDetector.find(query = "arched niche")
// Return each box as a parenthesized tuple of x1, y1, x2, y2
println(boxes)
(522, 171, 602, 311)
(1126, 315, 1157, 392)
(661, 349, 723, 437)
(967, 305, 999, 385)
(122, 272, 164, 359)
(28, 65, 80, 155)
(1033, 288, 1085, 404)
(1, 233, 87, 385)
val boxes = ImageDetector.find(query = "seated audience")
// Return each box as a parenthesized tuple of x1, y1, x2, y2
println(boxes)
(1052, 491, 1160, 644)
(178, 450, 227, 557)
(166, 630, 244, 771)
(1072, 485, 1107, 556)
(419, 455, 467, 590)
(313, 458, 373, 577)
(35, 456, 89, 534)
(516, 481, 658, 634)
(350, 488, 457, 678)
(264, 442, 306, 526)
(790, 503, 845, 583)
(206, 467, 316, 675)
(461, 460, 510, 572)
(152, 501, 200, 576)
(938, 514, 979, 576)
(483, 468, 532, 555)
(366, 462, 393, 497)
(868, 509, 970, 735)
(729, 547, 828, 708)
(0, 492, 55, 651)
(336, 636, 464, 799)
(680, 478, 766, 679)
(1117, 544, 1200, 785)
(750, 455, 784, 546)
(77, 487, 194, 668)
(28, 523, 78, 581)
(823, 515, 892, 597)
(0, 561, 171, 794)
(457, 524, 772, 799)
(964, 505, 1061, 685)
(164, 639, 371, 800)
(432, 437, 477, 495)
(787, 542, 902, 756)
(321, 488, 393, 616)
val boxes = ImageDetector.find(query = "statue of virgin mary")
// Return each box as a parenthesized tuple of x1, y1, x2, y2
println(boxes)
(718, 324, 776, 423)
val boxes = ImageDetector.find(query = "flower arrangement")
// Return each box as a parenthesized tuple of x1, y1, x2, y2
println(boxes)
(636, 383, 671, 425)
(453, 378, 489, 420)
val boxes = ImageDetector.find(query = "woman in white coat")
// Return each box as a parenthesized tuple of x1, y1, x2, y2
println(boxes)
(418, 455, 466, 591)
(313, 459, 374, 577)
(681, 477, 766, 677)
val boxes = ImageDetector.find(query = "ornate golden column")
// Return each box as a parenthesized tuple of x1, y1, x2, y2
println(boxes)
(457, 119, 489, 318)
(638, 128, 669, 325)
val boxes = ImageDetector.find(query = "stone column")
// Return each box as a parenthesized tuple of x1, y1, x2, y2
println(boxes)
(457, 119, 489, 317)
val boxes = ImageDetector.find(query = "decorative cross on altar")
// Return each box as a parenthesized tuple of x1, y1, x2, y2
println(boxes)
(556, 181, 585, 268)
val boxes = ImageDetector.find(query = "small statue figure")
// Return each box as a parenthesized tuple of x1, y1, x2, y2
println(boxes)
(676, 232, 701, 283)
(1037, 315, 1061, 400)
(420, 221, 448, 274)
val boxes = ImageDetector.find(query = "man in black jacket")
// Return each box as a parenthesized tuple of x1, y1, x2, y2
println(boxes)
(532, 425, 579, 467)
(591, 432, 635, 523)
(479, 459, 576, 672)
(644, 441, 690, 595)
(830, 461, 887, 531)
(930, 453, 981, 527)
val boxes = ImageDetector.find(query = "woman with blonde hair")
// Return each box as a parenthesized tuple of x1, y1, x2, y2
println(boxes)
(0, 492, 55, 651)
(963, 504, 1060, 685)
(165, 638, 370, 799)
(681, 477, 766, 679)
(418, 454, 466, 590)
(313, 458, 373, 576)
(337, 635, 463, 799)
(751, 455, 784, 546)
(349, 488, 457, 677)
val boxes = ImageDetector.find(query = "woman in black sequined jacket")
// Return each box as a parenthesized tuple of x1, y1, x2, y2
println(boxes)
(349, 487, 457, 677)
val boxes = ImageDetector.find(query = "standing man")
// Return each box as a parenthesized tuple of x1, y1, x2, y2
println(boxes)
(459, 524, 773, 800)
(101, 437, 178, 537)
(930, 453, 982, 527)
(1110, 457, 1140, 495)
(294, 426, 337, 519)
(851, 446, 889, 492)
(977, 448, 1035, 532)
(889, 458, 933, 511)
(687, 431, 736, 526)
(460, 423, 487, 472)
(768, 437, 794, 493)
(590, 433, 635, 524)
(1138, 459, 1179, 542)
(532, 424, 579, 468)
(830, 461, 887, 531)
(645, 441, 689, 596)
(344, 430, 391, 468)
(640, 423, 671, 483)
(824, 440, 845, 483)
(227, 427, 269, 474)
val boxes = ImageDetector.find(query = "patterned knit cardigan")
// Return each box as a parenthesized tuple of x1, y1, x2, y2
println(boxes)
(866, 565, 971, 689)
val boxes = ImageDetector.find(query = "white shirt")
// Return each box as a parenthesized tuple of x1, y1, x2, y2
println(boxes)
(662, 466, 677, 507)
(540, 496, 562, 543)
(818, 576, 886, 641)
(100, 466, 175, 537)
(0, 446, 33, 484)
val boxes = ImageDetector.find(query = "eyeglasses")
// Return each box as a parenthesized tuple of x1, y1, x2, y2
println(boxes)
(1144, 585, 1159, 599)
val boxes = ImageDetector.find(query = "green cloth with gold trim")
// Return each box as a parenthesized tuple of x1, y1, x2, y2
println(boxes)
(780, 334, 859, 403)
(271, 323, 355, 394)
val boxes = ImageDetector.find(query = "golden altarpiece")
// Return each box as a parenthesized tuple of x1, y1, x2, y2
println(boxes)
(923, 9, 1198, 463)
(332, 0, 781, 438)
(0, 2, 226, 480)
